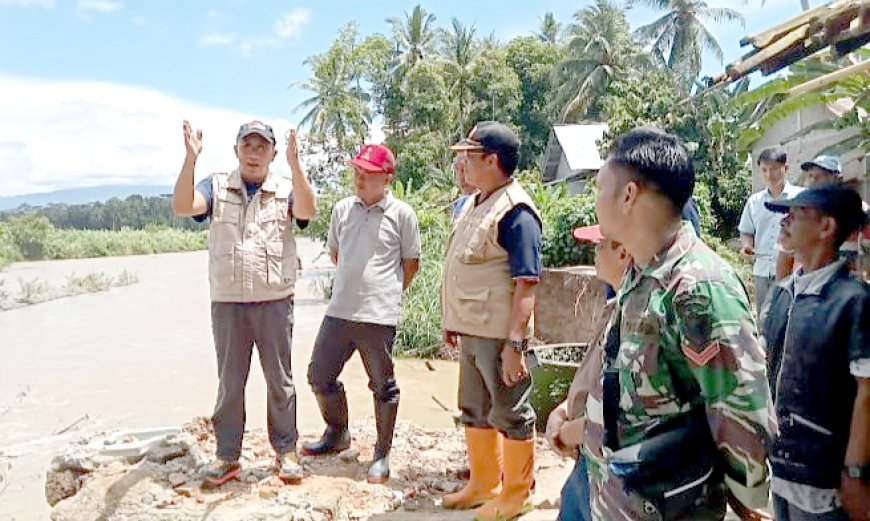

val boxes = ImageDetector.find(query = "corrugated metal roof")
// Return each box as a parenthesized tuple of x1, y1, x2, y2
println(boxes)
(551, 124, 609, 172)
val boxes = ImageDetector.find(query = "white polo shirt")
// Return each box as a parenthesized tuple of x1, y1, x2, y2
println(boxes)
(738, 182, 804, 277)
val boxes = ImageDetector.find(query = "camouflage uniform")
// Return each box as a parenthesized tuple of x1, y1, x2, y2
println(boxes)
(583, 223, 775, 521)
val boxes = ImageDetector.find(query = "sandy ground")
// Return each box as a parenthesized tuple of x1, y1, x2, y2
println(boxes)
(0, 239, 465, 519)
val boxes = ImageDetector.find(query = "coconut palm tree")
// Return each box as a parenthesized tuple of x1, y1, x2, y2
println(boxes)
(535, 12, 562, 44)
(386, 4, 438, 74)
(555, 0, 651, 121)
(295, 51, 372, 153)
(438, 17, 480, 134)
(632, 0, 744, 87)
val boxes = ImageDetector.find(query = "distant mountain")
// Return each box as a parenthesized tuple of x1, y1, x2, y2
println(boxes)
(0, 185, 174, 211)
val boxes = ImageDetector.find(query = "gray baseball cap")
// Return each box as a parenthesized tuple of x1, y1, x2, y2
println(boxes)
(237, 120, 276, 145)
(800, 155, 841, 175)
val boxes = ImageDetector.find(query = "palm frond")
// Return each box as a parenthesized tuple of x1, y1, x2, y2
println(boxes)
(699, 7, 744, 26)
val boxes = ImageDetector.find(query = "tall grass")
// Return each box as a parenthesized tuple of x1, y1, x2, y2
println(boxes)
(43, 227, 207, 259)
(0, 215, 207, 267)
(394, 193, 452, 358)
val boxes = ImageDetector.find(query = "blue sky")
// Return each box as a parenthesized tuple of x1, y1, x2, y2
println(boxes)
(0, 0, 807, 196)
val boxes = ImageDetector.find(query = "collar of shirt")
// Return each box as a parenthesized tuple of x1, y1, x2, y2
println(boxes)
(764, 182, 801, 200)
(354, 191, 393, 211)
(226, 169, 278, 194)
(790, 258, 848, 296)
(621, 222, 697, 297)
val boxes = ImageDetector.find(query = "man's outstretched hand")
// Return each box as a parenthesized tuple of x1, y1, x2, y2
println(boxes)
(183, 120, 202, 159)
(287, 129, 300, 166)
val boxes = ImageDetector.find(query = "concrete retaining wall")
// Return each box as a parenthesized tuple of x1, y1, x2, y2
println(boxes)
(534, 266, 607, 345)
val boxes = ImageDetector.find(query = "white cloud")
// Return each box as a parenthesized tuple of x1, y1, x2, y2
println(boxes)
(274, 8, 311, 39)
(200, 7, 311, 56)
(199, 31, 236, 47)
(0, 75, 294, 196)
(0, 0, 55, 7)
(130, 14, 165, 34)
(77, 0, 121, 13)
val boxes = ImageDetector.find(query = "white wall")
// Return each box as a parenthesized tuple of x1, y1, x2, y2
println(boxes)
(750, 105, 867, 199)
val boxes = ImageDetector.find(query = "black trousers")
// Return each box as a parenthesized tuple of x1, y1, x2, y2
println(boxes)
(307, 316, 399, 404)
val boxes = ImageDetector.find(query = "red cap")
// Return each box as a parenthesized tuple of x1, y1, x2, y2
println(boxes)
(573, 224, 604, 243)
(350, 144, 396, 174)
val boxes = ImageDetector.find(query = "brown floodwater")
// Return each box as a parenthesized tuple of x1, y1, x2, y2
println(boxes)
(0, 240, 459, 518)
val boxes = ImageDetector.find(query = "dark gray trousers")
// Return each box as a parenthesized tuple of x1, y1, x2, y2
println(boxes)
(211, 297, 297, 461)
(307, 316, 399, 404)
(755, 275, 775, 319)
(773, 495, 848, 521)
(458, 335, 535, 440)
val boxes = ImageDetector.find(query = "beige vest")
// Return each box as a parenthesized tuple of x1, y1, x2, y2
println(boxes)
(442, 179, 541, 340)
(208, 170, 298, 303)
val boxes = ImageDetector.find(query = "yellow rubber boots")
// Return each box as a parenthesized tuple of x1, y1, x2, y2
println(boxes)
(473, 436, 534, 521)
(443, 427, 503, 509)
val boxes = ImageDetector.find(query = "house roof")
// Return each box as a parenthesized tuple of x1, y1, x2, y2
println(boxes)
(542, 124, 609, 181)
(710, 0, 870, 87)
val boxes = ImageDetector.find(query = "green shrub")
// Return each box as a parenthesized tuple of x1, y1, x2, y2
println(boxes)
(521, 173, 598, 268)
(394, 202, 451, 358)
(704, 234, 755, 303)
(540, 190, 597, 268)
(6, 214, 54, 260)
(302, 170, 353, 245)
(0, 222, 22, 269)
(392, 180, 454, 358)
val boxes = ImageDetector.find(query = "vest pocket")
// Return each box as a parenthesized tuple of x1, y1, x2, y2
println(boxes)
(456, 287, 490, 324)
(459, 228, 493, 264)
(265, 241, 284, 286)
(215, 194, 242, 224)
(211, 242, 235, 283)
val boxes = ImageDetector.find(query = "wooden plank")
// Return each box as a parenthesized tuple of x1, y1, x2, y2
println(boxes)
(727, 24, 812, 79)
(740, 0, 854, 49)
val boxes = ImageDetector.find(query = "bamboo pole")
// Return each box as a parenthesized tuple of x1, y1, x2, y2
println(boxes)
(788, 58, 870, 97)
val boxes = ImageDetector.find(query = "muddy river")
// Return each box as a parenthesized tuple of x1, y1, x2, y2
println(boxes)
(0, 239, 459, 518)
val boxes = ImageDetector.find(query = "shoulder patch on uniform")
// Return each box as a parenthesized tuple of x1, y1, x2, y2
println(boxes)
(682, 341, 721, 366)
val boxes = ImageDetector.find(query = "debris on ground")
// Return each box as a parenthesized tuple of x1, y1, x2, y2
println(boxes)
(47, 417, 571, 521)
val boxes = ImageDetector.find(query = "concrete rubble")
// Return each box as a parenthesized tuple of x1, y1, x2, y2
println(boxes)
(46, 417, 571, 521)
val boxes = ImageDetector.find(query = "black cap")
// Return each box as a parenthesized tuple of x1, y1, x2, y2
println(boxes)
(451, 121, 520, 175)
(765, 184, 868, 236)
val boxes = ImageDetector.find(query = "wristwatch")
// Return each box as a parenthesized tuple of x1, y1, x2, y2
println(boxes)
(506, 339, 529, 353)
(843, 463, 870, 480)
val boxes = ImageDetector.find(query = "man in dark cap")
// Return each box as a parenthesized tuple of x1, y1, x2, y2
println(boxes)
(172, 120, 316, 487)
(761, 184, 870, 521)
(441, 121, 542, 521)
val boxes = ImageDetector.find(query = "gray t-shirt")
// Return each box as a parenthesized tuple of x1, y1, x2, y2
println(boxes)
(326, 192, 421, 326)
